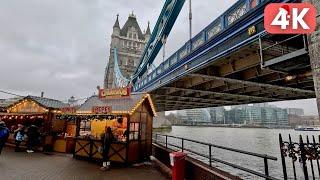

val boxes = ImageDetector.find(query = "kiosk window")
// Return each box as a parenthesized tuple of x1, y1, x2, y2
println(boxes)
(80, 120, 91, 136)
(129, 123, 139, 140)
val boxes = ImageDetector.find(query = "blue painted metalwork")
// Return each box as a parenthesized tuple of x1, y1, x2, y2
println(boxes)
(132, 0, 186, 81)
(113, 48, 130, 87)
(133, 0, 299, 92)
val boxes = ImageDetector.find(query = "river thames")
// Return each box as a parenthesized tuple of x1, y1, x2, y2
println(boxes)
(158, 126, 320, 179)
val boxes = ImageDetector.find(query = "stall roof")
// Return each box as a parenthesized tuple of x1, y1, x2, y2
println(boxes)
(7, 96, 69, 110)
(28, 96, 68, 109)
(77, 93, 156, 116)
(0, 97, 24, 108)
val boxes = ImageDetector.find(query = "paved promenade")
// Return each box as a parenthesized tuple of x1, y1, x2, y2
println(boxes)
(0, 148, 166, 180)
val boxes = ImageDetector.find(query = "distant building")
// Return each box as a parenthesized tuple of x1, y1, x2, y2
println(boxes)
(275, 108, 289, 127)
(176, 110, 189, 123)
(185, 108, 210, 123)
(287, 108, 304, 116)
(225, 105, 289, 127)
(288, 115, 319, 127)
(176, 109, 210, 124)
(208, 107, 225, 124)
(261, 107, 278, 127)
(245, 106, 263, 125)
(104, 13, 151, 88)
(253, 103, 276, 108)
(153, 112, 172, 128)
(231, 104, 249, 109)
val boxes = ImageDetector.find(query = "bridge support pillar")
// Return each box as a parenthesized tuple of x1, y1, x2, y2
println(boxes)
(308, 0, 320, 118)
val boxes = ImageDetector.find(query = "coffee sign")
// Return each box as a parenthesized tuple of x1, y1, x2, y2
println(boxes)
(98, 87, 131, 99)
(92, 106, 112, 114)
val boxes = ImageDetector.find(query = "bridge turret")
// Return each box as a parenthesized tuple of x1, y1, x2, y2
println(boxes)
(111, 14, 121, 49)
(112, 14, 120, 36)
(144, 21, 151, 42)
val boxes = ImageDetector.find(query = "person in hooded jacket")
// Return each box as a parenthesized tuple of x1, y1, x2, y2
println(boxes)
(0, 121, 9, 155)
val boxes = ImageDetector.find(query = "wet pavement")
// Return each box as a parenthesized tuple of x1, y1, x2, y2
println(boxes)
(0, 147, 166, 180)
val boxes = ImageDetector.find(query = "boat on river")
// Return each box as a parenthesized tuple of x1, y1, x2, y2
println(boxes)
(294, 126, 320, 131)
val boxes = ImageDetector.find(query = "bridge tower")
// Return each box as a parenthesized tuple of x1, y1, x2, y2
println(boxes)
(104, 13, 151, 89)
(308, 0, 320, 118)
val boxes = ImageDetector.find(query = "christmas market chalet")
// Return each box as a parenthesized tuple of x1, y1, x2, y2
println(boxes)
(0, 95, 69, 151)
(57, 86, 156, 164)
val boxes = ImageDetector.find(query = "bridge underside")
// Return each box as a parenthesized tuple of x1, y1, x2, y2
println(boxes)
(151, 36, 315, 111)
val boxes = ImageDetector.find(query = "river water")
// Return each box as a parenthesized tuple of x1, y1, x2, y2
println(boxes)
(157, 126, 320, 179)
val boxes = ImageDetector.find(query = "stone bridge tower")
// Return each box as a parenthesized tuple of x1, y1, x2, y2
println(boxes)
(104, 13, 151, 89)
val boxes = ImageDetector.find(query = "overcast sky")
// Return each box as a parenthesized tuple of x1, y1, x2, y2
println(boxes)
(0, 0, 317, 115)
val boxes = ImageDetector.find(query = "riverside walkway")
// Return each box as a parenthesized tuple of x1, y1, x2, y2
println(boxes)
(0, 148, 166, 180)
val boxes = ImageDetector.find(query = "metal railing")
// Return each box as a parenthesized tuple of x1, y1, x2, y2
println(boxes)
(154, 134, 279, 180)
(279, 134, 320, 180)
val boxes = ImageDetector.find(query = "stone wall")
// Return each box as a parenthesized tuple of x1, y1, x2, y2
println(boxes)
(308, 0, 320, 118)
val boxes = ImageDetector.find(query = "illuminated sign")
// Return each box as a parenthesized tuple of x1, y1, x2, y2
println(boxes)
(248, 26, 256, 36)
(92, 106, 112, 114)
(98, 87, 131, 99)
(60, 107, 77, 114)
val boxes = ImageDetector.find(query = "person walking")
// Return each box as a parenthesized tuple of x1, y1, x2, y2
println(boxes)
(14, 124, 25, 152)
(26, 125, 39, 153)
(0, 121, 9, 155)
(100, 127, 114, 171)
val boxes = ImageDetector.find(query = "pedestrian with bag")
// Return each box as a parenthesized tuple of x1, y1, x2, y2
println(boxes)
(100, 127, 114, 171)
(14, 124, 25, 152)
(0, 121, 9, 155)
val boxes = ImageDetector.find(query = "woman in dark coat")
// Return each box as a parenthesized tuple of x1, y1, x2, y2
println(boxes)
(26, 125, 39, 153)
(100, 127, 114, 171)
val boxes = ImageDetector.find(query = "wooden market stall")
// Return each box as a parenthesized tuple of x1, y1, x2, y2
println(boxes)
(70, 87, 156, 165)
(52, 107, 78, 153)
(0, 96, 69, 151)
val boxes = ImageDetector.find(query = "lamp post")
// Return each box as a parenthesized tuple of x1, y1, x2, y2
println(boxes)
(188, 0, 192, 41)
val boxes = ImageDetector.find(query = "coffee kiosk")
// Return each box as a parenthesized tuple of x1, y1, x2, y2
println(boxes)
(62, 87, 156, 164)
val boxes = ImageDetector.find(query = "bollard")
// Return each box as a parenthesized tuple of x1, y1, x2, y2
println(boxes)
(170, 152, 187, 180)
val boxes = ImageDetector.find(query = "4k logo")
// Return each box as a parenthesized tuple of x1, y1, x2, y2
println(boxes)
(264, 3, 317, 34)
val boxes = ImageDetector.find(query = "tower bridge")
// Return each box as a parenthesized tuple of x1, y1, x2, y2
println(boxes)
(109, 0, 319, 113)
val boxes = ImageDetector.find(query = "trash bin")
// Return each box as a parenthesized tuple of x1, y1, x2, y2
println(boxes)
(169, 152, 187, 180)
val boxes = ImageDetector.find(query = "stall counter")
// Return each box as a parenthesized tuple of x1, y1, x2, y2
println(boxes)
(53, 136, 75, 153)
(73, 137, 127, 163)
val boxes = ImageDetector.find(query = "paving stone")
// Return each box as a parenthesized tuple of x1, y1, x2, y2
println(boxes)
(0, 148, 166, 180)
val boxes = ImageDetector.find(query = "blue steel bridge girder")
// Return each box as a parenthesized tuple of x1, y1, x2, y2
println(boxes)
(168, 70, 313, 95)
(113, 48, 130, 88)
(132, 0, 186, 82)
(133, 0, 302, 92)
(151, 71, 315, 111)
(159, 86, 281, 102)
(188, 74, 315, 96)
(133, 0, 312, 111)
